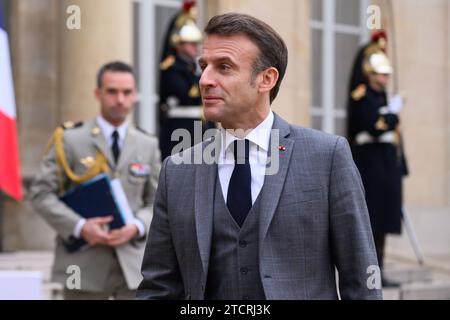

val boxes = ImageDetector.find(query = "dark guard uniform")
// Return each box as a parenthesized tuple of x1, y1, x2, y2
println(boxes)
(347, 49, 408, 284)
(159, 53, 206, 159)
(158, 2, 215, 160)
(348, 83, 407, 235)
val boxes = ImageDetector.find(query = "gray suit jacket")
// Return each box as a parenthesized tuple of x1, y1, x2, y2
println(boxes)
(30, 119, 160, 291)
(137, 114, 382, 300)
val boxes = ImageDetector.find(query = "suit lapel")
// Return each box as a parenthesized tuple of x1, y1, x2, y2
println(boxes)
(258, 114, 294, 248)
(194, 135, 220, 275)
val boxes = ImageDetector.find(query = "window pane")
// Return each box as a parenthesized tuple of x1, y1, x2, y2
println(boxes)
(335, 32, 361, 110)
(154, 4, 181, 104)
(312, 115, 322, 131)
(311, 0, 323, 21)
(1, 0, 10, 32)
(312, 29, 323, 108)
(155, 5, 180, 63)
(335, 117, 347, 137)
(335, 0, 360, 26)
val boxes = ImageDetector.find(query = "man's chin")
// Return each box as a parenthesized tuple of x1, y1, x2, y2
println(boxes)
(203, 109, 221, 123)
(107, 115, 128, 126)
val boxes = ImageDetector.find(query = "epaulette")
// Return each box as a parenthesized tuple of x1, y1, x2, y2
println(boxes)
(351, 84, 367, 101)
(51, 120, 109, 190)
(188, 84, 200, 98)
(160, 55, 175, 71)
(60, 121, 83, 130)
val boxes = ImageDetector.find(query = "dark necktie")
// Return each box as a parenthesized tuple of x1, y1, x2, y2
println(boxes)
(111, 130, 120, 164)
(226, 139, 252, 227)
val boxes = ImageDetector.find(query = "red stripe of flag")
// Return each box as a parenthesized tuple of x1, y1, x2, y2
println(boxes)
(0, 110, 23, 200)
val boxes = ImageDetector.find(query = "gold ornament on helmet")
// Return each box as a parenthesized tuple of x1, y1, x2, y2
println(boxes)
(171, 19, 202, 45)
(363, 51, 393, 75)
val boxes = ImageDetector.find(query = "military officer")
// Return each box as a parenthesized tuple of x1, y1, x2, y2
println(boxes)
(158, 8, 215, 160)
(347, 50, 408, 287)
(29, 61, 161, 299)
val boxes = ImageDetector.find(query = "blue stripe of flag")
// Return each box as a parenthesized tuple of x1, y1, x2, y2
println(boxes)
(0, 3, 5, 31)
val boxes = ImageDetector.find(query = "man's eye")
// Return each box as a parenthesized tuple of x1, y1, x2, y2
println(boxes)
(219, 64, 231, 71)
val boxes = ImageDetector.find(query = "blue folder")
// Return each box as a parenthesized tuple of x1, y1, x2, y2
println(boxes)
(60, 174, 125, 253)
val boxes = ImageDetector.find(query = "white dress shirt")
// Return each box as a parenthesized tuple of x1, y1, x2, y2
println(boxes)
(96, 115, 128, 150)
(73, 116, 145, 239)
(218, 111, 274, 204)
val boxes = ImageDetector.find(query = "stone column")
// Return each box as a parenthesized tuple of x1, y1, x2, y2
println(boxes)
(4, 0, 60, 251)
(393, 0, 448, 206)
(58, 0, 133, 122)
(9, 0, 60, 178)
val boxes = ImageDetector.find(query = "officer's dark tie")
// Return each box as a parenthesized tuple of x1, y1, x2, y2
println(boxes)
(111, 130, 120, 164)
(227, 139, 252, 227)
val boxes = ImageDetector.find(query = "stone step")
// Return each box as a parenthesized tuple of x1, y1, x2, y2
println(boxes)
(384, 266, 433, 284)
(0, 251, 53, 282)
(400, 282, 450, 300)
(42, 282, 64, 300)
(382, 288, 401, 300)
(0, 271, 43, 299)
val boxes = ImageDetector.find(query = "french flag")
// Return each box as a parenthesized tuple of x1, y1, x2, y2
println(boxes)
(0, 6, 23, 201)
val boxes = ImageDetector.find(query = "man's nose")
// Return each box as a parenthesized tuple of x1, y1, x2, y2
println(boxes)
(117, 92, 125, 104)
(199, 67, 216, 88)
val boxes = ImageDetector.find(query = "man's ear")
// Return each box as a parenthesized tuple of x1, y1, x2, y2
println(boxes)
(258, 67, 279, 94)
(94, 87, 101, 101)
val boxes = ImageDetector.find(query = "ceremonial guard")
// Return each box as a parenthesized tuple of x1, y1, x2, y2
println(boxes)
(347, 43, 408, 286)
(158, 0, 215, 160)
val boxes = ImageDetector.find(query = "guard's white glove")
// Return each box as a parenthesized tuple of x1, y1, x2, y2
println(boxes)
(388, 94, 404, 114)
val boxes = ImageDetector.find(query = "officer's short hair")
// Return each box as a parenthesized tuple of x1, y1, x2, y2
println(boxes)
(97, 61, 135, 88)
(204, 13, 288, 104)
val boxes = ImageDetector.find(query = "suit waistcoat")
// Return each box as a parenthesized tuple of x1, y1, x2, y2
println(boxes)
(204, 176, 266, 300)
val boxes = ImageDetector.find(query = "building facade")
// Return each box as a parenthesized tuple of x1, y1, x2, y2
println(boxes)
(1, 0, 449, 265)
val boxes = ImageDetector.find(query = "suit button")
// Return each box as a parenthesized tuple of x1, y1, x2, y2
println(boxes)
(239, 240, 247, 248)
(243, 295, 250, 300)
(240, 267, 248, 275)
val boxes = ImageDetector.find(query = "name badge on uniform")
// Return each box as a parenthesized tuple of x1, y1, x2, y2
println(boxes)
(129, 163, 150, 178)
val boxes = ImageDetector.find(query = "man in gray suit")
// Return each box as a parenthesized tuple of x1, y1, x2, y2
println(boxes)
(137, 13, 382, 300)
(30, 62, 160, 299)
